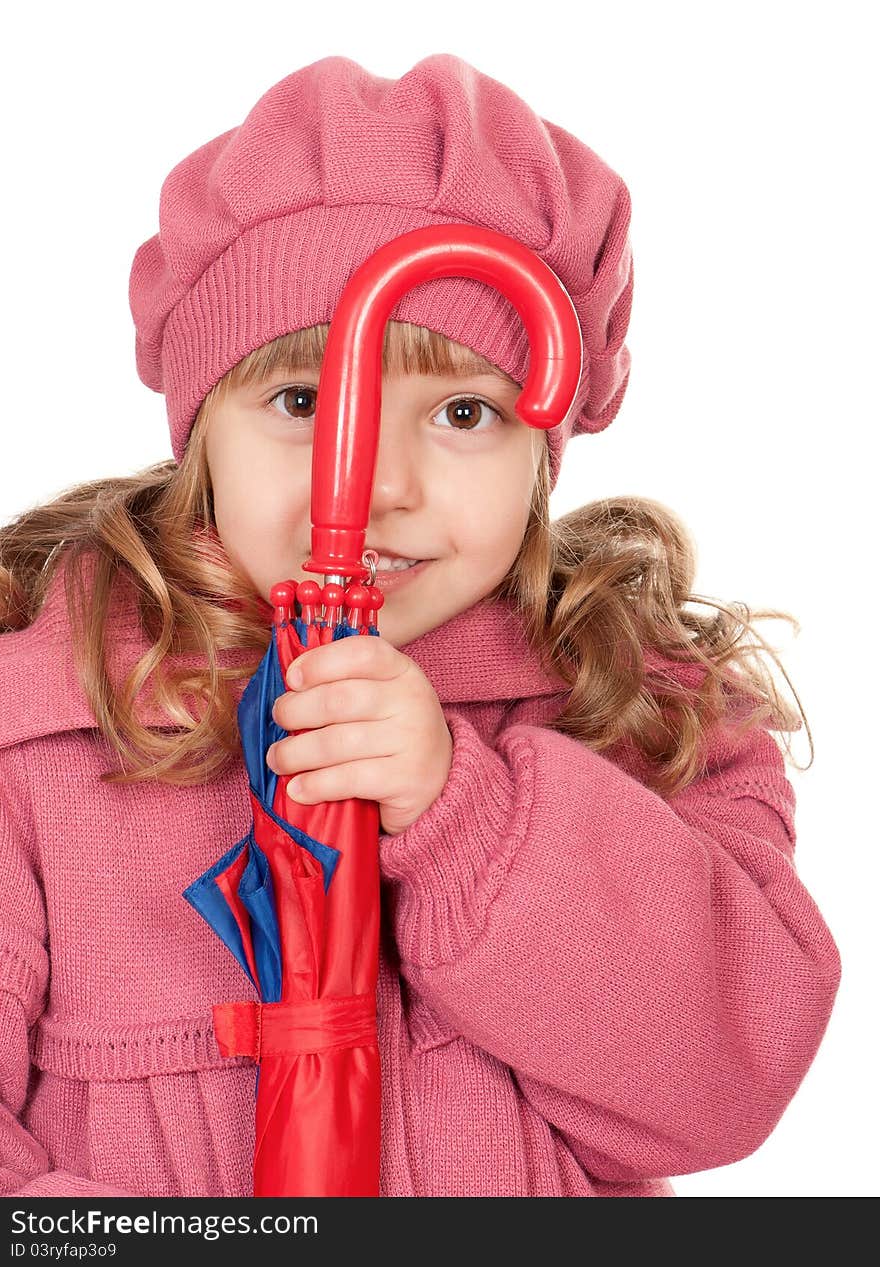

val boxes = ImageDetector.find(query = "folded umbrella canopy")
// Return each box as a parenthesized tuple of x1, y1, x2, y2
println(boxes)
(182, 222, 584, 1197)
(184, 578, 383, 1196)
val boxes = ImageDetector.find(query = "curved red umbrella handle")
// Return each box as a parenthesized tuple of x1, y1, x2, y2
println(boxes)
(302, 223, 583, 582)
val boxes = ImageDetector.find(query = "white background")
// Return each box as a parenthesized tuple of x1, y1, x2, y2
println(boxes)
(1, 0, 875, 1197)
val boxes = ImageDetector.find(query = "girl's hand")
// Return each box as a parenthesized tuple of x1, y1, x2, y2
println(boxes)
(266, 634, 453, 837)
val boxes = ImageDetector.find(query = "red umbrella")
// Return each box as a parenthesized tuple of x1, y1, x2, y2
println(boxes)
(183, 222, 584, 1196)
(184, 579, 384, 1197)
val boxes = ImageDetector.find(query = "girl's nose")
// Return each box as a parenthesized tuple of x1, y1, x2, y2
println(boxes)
(368, 408, 422, 513)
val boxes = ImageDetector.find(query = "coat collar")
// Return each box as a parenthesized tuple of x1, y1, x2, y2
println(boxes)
(398, 594, 571, 703)
(0, 560, 571, 749)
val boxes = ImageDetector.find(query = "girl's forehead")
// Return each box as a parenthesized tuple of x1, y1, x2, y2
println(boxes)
(260, 364, 520, 391)
(386, 369, 519, 388)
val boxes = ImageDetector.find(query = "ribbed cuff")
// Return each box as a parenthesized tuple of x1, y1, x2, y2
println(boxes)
(378, 709, 532, 968)
(31, 1012, 244, 1082)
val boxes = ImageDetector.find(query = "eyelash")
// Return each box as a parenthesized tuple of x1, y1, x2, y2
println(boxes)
(264, 384, 505, 431)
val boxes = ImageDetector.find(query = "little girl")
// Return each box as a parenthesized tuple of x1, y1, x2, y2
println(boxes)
(0, 54, 841, 1199)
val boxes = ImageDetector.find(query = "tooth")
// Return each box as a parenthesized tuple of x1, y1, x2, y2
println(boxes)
(376, 555, 417, 571)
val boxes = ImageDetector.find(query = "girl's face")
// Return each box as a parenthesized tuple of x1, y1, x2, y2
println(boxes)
(205, 366, 543, 647)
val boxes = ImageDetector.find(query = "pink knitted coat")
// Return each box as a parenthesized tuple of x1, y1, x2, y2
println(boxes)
(0, 563, 841, 1197)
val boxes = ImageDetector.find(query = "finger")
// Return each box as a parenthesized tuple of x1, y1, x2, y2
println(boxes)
(286, 632, 401, 690)
(272, 676, 396, 732)
(282, 755, 400, 806)
(268, 717, 399, 777)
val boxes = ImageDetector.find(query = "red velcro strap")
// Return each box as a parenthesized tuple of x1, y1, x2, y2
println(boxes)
(212, 993, 377, 1060)
(212, 1000, 261, 1059)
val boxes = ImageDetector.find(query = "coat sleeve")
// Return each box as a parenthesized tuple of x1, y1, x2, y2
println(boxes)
(378, 706, 842, 1182)
(0, 746, 135, 1197)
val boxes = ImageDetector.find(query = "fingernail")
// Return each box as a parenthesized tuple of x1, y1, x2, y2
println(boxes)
(288, 664, 303, 689)
(287, 777, 302, 798)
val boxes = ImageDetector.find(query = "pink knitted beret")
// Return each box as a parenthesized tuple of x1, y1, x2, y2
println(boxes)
(128, 54, 634, 490)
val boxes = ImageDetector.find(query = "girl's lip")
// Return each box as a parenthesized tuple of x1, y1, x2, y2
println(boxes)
(371, 557, 433, 591)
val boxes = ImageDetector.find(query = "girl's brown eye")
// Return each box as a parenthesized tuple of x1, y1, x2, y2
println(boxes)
(267, 385, 317, 422)
(433, 396, 500, 432)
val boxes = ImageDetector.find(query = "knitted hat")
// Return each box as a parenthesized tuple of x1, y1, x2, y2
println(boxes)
(129, 54, 634, 490)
